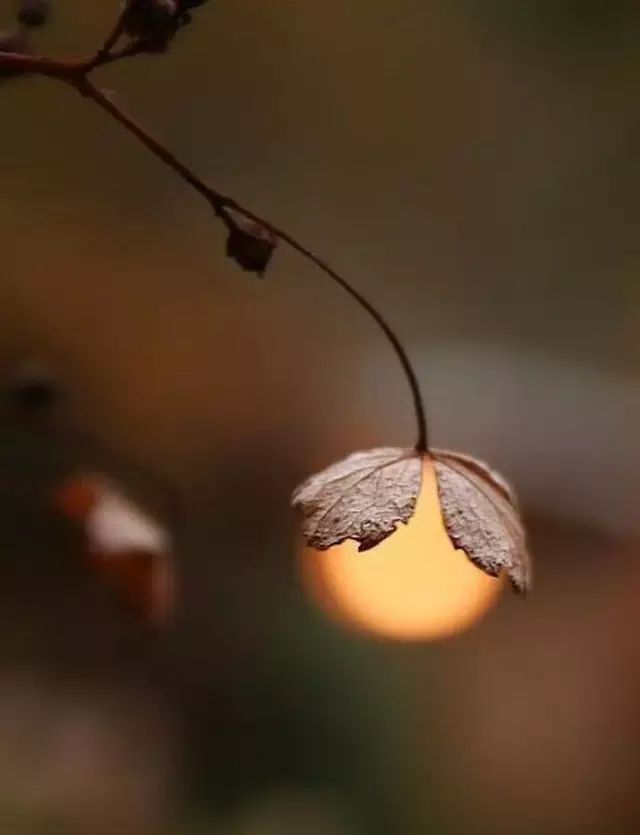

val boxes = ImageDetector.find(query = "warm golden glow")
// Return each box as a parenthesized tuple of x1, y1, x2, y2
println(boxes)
(300, 459, 503, 641)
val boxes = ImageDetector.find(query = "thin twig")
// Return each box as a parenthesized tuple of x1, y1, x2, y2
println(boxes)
(88, 39, 148, 69)
(87, 1, 131, 69)
(77, 78, 227, 207)
(0, 8, 430, 453)
(77, 78, 429, 451)
(0, 51, 82, 78)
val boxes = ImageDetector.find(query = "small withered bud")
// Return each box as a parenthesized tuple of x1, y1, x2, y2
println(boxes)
(17, 0, 52, 28)
(5, 361, 61, 413)
(225, 220, 277, 277)
(124, 0, 178, 40)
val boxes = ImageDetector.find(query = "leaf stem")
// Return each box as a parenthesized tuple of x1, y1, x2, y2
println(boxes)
(0, 8, 430, 453)
(75, 78, 429, 452)
(85, 3, 130, 70)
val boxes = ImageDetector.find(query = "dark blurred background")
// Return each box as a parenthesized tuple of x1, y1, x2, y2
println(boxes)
(0, 1, 639, 832)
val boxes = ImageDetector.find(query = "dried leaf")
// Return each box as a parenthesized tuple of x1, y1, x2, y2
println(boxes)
(292, 447, 422, 552)
(54, 475, 175, 627)
(226, 220, 277, 276)
(432, 450, 531, 594)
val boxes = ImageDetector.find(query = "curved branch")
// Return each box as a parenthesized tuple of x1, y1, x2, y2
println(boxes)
(0, 51, 82, 78)
(0, 7, 429, 453)
(76, 78, 429, 452)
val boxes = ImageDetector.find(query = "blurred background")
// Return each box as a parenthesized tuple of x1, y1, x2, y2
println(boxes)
(0, 0, 639, 832)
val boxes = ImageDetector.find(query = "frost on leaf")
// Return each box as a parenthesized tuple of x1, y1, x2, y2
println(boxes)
(292, 447, 422, 552)
(432, 450, 531, 594)
(54, 474, 175, 627)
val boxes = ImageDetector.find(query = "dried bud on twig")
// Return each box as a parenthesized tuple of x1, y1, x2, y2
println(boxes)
(226, 220, 277, 276)
(0, 0, 534, 627)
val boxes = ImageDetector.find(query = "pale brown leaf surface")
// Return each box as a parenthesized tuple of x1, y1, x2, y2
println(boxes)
(432, 450, 531, 594)
(292, 447, 422, 552)
(85, 481, 171, 557)
(53, 474, 175, 627)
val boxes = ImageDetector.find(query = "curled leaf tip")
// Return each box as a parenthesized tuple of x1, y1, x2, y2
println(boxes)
(432, 449, 532, 595)
(292, 447, 422, 552)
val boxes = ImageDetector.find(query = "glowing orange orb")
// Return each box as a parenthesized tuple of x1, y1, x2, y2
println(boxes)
(300, 459, 503, 641)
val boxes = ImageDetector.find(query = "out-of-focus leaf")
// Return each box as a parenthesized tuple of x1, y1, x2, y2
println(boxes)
(54, 474, 175, 627)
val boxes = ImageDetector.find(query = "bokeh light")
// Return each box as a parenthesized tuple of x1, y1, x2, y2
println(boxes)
(300, 459, 503, 641)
